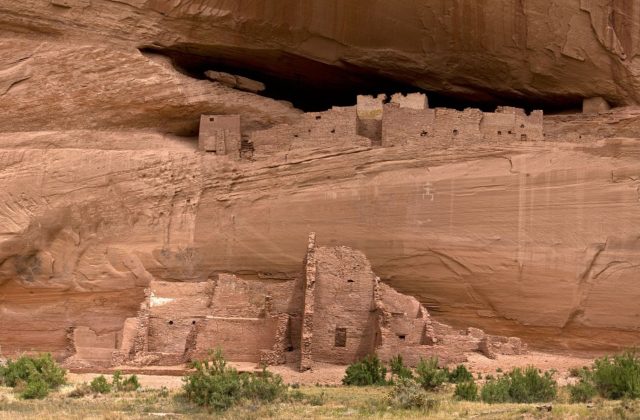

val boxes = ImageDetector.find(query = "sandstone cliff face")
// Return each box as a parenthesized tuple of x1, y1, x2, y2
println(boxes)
(3, 0, 640, 108)
(2, 127, 640, 355)
(1, 1, 640, 358)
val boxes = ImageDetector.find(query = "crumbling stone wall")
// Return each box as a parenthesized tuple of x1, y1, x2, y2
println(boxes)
(199, 114, 241, 159)
(192, 316, 283, 363)
(480, 107, 543, 142)
(383, 101, 543, 148)
(299, 232, 317, 371)
(250, 107, 369, 156)
(356, 94, 385, 144)
(382, 104, 436, 147)
(309, 246, 379, 366)
(95, 235, 528, 370)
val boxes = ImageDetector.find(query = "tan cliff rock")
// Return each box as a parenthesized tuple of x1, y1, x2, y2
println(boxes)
(2, 1, 640, 107)
(2, 1, 640, 361)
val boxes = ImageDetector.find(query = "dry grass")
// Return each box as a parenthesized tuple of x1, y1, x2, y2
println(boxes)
(0, 383, 637, 419)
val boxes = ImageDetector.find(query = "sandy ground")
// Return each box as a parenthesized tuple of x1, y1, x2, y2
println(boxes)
(67, 351, 594, 389)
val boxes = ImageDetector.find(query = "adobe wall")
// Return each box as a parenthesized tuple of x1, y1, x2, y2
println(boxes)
(199, 114, 241, 159)
(250, 107, 369, 156)
(480, 107, 544, 142)
(115, 274, 302, 366)
(67, 327, 118, 366)
(390, 93, 428, 109)
(382, 104, 436, 147)
(192, 316, 282, 363)
(356, 94, 385, 144)
(310, 246, 378, 365)
(300, 232, 317, 371)
(382, 102, 543, 148)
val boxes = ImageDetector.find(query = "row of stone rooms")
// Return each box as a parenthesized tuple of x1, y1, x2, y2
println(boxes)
(197, 93, 545, 159)
(65, 234, 526, 370)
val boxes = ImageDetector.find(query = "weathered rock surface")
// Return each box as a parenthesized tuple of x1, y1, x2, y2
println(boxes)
(1, 112, 640, 356)
(3, 0, 640, 107)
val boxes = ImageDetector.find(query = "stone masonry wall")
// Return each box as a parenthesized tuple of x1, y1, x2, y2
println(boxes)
(250, 107, 369, 156)
(310, 246, 378, 365)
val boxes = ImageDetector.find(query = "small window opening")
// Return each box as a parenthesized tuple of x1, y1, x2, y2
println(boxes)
(209, 117, 215, 122)
(521, 134, 527, 141)
(287, 346, 294, 352)
(420, 130, 428, 137)
(168, 320, 174, 325)
(508, 130, 513, 134)
(331, 128, 336, 134)
(192, 320, 196, 325)
(315, 115, 322, 120)
(335, 327, 347, 347)
(497, 131, 502, 135)
(293, 134, 299, 138)
(520, 124, 525, 128)
(398, 334, 406, 341)
(453, 129, 459, 136)
(347, 279, 354, 283)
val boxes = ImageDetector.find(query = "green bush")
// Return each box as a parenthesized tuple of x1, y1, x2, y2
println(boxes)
(388, 378, 439, 410)
(481, 376, 511, 403)
(480, 366, 556, 404)
(448, 364, 474, 383)
(454, 381, 479, 401)
(121, 375, 141, 392)
(508, 367, 557, 403)
(342, 355, 387, 386)
(389, 355, 413, 381)
(415, 357, 448, 390)
(183, 349, 286, 411)
(68, 383, 92, 398)
(0, 353, 66, 399)
(116, 373, 141, 392)
(568, 380, 597, 403)
(240, 368, 286, 403)
(591, 351, 640, 400)
(90, 375, 111, 394)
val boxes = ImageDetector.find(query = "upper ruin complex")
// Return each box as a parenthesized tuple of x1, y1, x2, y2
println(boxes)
(199, 93, 544, 158)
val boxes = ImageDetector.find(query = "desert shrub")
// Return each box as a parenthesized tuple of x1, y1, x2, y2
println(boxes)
(183, 350, 243, 410)
(183, 349, 286, 411)
(90, 375, 111, 394)
(19, 376, 49, 399)
(415, 357, 448, 390)
(508, 366, 557, 403)
(591, 351, 640, 400)
(454, 381, 479, 401)
(306, 391, 326, 406)
(119, 374, 141, 392)
(448, 364, 473, 383)
(388, 378, 439, 410)
(240, 368, 286, 403)
(481, 366, 556, 404)
(68, 383, 92, 398)
(0, 353, 66, 399)
(389, 355, 413, 381)
(342, 354, 387, 386)
(568, 380, 597, 403)
(481, 376, 511, 403)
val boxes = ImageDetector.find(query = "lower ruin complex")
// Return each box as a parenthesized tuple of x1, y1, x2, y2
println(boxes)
(64, 234, 525, 370)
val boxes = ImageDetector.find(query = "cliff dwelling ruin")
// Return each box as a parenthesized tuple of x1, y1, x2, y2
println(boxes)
(199, 92, 545, 158)
(64, 234, 525, 370)
(3, 1, 640, 381)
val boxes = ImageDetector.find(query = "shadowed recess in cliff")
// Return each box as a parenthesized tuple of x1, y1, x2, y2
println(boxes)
(137, 45, 586, 114)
